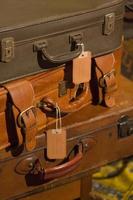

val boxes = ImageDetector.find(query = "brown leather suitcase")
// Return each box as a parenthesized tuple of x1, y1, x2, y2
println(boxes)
(0, 48, 122, 152)
(0, 0, 124, 83)
(0, 74, 133, 200)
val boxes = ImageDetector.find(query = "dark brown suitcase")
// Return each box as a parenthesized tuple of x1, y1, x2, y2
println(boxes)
(0, 74, 133, 200)
(0, 0, 124, 83)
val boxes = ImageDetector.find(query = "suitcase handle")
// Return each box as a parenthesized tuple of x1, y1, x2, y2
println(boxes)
(34, 40, 82, 64)
(38, 83, 90, 113)
(41, 45, 82, 64)
(43, 143, 83, 181)
(15, 143, 83, 177)
(60, 83, 90, 113)
(31, 138, 95, 183)
(24, 143, 83, 185)
(16, 139, 96, 185)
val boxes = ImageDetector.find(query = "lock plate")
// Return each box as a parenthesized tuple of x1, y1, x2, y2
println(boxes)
(58, 81, 67, 97)
(104, 13, 115, 35)
(1, 37, 15, 63)
(118, 115, 133, 138)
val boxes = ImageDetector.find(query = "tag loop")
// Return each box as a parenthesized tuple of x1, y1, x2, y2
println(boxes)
(77, 43, 85, 56)
(55, 103, 62, 131)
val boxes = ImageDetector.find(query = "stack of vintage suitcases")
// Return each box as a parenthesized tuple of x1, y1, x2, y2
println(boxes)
(0, 0, 133, 200)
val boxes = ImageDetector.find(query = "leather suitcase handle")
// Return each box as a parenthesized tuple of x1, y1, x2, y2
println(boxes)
(23, 143, 83, 186)
(44, 143, 83, 180)
(34, 40, 82, 64)
(16, 139, 96, 185)
(39, 83, 90, 113)
(43, 138, 96, 181)
(60, 83, 90, 113)
(16, 143, 83, 179)
(41, 45, 82, 64)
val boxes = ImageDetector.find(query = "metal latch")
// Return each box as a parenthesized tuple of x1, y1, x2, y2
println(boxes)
(118, 115, 133, 138)
(104, 13, 115, 35)
(69, 33, 83, 44)
(1, 37, 15, 63)
(58, 81, 67, 97)
(33, 40, 47, 52)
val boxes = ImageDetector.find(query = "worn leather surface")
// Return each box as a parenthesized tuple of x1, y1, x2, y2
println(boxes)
(95, 53, 117, 107)
(4, 80, 37, 151)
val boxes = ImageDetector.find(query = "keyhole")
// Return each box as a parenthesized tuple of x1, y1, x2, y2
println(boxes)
(7, 50, 11, 55)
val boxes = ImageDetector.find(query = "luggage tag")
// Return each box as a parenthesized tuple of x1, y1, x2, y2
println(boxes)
(73, 43, 92, 85)
(47, 104, 66, 159)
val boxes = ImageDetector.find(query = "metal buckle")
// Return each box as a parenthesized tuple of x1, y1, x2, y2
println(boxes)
(17, 106, 36, 128)
(99, 69, 115, 88)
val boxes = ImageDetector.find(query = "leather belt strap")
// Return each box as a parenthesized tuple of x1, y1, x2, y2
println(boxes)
(4, 80, 37, 151)
(95, 53, 117, 107)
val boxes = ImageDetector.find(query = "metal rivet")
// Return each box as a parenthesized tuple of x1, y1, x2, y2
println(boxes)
(28, 163, 33, 169)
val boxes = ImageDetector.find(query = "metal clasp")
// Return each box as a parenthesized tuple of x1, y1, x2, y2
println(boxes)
(99, 69, 115, 88)
(17, 106, 36, 128)
(118, 115, 133, 138)
(104, 13, 115, 35)
(58, 81, 67, 97)
(33, 40, 47, 52)
(1, 37, 15, 63)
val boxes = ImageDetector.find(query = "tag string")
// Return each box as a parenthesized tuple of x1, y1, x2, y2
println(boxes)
(73, 84, 79, 100)
(55, 103, 62, 131)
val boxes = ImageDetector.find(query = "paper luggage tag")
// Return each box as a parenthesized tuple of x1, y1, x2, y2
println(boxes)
(47, 128, 66, 159)
(47, 104, 67, 159)
(73, 44, 91, 84)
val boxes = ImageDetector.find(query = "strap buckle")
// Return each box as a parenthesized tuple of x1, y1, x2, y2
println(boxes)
(17, 106, 36, 128)
(99, 69, 115, 88)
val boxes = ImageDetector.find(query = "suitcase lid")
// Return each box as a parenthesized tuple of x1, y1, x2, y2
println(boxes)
(1, 0, 123, 30)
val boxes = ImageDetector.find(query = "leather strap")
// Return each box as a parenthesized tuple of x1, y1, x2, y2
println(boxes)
(95, 53, 117, 107)
(4, 80, 37, 151)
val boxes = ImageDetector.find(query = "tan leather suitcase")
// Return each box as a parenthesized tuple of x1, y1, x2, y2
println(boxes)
(0, 48, 122, 153)
(0, 74, 133, 200)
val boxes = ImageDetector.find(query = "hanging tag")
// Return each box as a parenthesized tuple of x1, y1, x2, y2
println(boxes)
(47, 104, 66, 159)
(47, 128, 66, 159)
(73, 44, 91, 84)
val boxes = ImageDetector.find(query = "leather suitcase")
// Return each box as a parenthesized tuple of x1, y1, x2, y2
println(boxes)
(0, 0, 124, 83)
(0, 74, 133, 200)
(0, 48, 122, 152)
